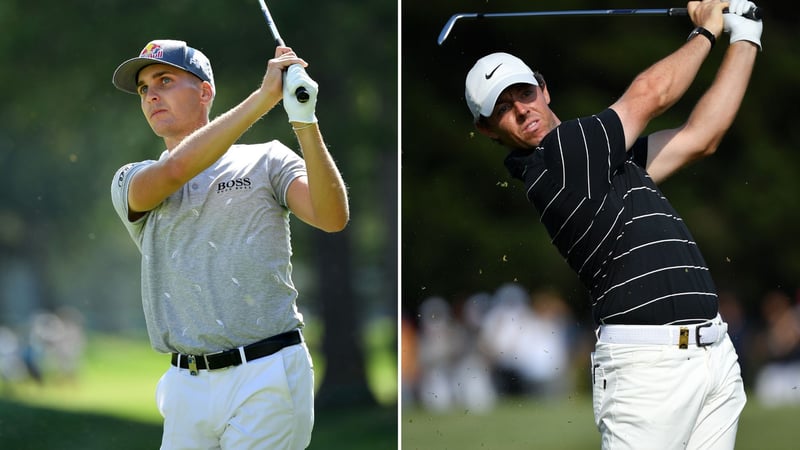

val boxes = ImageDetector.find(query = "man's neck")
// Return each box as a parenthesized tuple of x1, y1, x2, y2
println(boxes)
(164, 118, 209, 151)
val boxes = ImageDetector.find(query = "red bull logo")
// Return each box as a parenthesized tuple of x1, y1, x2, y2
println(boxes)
(140, 43, 164, 59)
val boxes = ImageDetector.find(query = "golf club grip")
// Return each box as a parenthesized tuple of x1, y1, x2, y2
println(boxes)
(670, 6, 762, 20)
(272, 37, 310, 104)
(288, 65, 311, 103)
(294, 87, 310, 103)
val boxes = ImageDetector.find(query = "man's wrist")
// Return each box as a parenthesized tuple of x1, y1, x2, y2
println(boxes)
(687, 26, 716, 50)
(292, 123, 316, 131)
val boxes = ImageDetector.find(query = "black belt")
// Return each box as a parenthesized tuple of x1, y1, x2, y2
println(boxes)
(171, 329, 302, 375)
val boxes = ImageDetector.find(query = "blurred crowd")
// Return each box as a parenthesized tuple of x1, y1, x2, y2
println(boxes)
(0, 306, 86, 391)
(402, 283, 800, 413)
(402, 283, 591, 413)
(735, 289, 800, 407)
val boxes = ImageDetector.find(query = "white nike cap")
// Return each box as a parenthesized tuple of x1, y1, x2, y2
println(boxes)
(465, 52, 539, 122)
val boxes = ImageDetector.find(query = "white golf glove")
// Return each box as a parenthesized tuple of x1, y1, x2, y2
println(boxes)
(283, 64, 318, 124)
(723, 0, 762, 50)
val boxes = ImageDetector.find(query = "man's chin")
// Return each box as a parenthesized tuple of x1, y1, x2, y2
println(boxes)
(148, 122, 172, 138)
(508, 138, 539, 150)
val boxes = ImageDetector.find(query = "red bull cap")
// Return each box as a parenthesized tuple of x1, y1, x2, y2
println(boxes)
(112, 39, 215, 95)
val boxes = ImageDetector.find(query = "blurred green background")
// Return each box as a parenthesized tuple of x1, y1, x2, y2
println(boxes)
(0, 0, 397, 448)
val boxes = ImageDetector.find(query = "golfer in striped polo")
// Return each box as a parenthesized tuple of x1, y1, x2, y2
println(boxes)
(464, 1, 761, 448)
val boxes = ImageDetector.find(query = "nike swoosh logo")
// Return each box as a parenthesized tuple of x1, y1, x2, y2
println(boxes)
(485, 64, 502, 79)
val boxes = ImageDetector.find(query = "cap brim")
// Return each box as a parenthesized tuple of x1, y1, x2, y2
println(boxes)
(111, 57, 187, 95)
(478, 73, 539, 119)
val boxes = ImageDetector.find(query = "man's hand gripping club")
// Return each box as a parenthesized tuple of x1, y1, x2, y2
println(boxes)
(724, 0, 763, 50)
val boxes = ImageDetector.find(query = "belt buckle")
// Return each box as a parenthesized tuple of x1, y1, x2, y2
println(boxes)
(678, 327, 689, 349)
(695, 322, 713, 347)
(203, 350, 225, 371)
(187, 355, 199, 376)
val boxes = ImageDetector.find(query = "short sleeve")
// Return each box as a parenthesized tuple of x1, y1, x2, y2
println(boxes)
(110, 160, 154, 249)
(264, 140, 307, 207)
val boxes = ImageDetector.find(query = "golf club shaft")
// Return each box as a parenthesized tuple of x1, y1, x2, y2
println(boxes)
(437, 6, 762, 45)
(257, 0, 310, 103)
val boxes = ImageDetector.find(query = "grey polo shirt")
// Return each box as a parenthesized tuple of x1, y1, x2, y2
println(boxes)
(111, 141, 307, 354)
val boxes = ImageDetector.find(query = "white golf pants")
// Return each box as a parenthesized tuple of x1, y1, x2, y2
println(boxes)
(156, 342, 314, 450)
(591, 323, 746, 449)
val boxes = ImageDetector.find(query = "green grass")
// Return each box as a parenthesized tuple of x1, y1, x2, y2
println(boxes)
(0, 330, 397, 449)
(0, 400, 162, 450)
(2, 334, 164, 423)
(402, 395, 800, 449)
(402, 396, 596, 450)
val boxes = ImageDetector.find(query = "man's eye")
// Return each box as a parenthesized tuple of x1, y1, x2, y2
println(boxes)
(138, 86, 148, 95)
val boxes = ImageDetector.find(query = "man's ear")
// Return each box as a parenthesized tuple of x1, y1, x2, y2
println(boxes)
(475, 119, 499, 140)
(199, 81, 214, 103)
(534, 72, 551, 106)
(533, 71, 546, 88)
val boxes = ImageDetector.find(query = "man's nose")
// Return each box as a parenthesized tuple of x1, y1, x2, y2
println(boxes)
(513, 99, 528, 117)
(146, 87, 160, 102)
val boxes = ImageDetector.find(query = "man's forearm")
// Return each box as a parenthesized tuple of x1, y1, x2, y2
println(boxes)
(684, 41, 757, 150)
(166, 91, 280, 183)
(638, 35, 714, 120)
(293, 124, 349, 231)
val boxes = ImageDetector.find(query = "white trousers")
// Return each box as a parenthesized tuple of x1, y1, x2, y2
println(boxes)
(591, 328, 746, 449)
(156, 343, 315, 450)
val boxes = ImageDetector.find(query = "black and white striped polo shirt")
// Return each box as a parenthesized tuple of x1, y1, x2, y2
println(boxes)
(504, 108, 718, 326)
